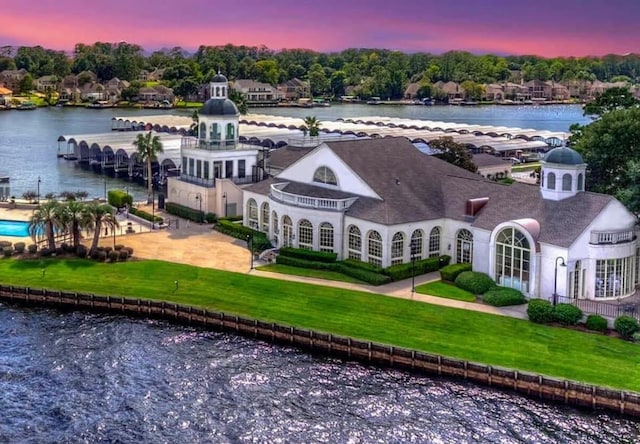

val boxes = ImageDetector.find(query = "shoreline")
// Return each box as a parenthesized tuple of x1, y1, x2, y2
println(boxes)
(0, 284, 638, 419)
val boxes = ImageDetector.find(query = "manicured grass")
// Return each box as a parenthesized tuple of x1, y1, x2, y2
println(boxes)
(512, 163, 540, 172)
(257, 263, 366, 284)
(2, 258, 640, 392)
(415, 280, 476, 302)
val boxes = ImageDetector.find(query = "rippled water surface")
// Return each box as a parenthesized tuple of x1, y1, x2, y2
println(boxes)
(0, 305, 638, 443)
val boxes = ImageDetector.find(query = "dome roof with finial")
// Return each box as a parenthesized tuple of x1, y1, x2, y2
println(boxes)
(543, 146, 584, 165)
(211, 71, 228, 83)
(200, 98, 238, 116)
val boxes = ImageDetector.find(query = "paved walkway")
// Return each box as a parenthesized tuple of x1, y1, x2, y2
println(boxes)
(0, 204, 528, 320)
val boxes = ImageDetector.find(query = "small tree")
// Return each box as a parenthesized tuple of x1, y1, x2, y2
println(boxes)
(133, 131, 164, 204)
(430, 136, 477, 173)
(302, 116, 321, 137)
(22, 190, 37, 203)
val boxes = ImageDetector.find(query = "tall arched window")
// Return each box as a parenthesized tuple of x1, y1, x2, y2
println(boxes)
(272, 210, 279, 245)
(456, 229, 473, 264)
(495, 227, 530, 293)
(298, 219, 313, 250)
(368, 231, 383, 267)
(429, 227, 441, 257)
(411, 229, 424, 260)
(215, 86, 220, 96)
(282, 216, 293, 247)
(226, 123, 235, 141)
(261, 202, 270, 233)
(210, 123, 220, 141)
(246, 199, 258, 229)
(313, 166, 337, 185)
(348, 225, 361, 260)
(319, 222, 334, 253)
(391, 232, 405, 266)
(577, 173, 584, 191)
(547, 172, 556, 190)
(570, 260, 582, 299)
(562, 173, 572, 191)
(199, 122, 206, 140)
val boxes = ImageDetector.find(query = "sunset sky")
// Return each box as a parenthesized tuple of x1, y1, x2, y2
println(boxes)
(1, 0, 638, 57)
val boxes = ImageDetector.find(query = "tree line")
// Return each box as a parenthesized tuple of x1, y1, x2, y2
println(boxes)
(1, 43, 639, 100)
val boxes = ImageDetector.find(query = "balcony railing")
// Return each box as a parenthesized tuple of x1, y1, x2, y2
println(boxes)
(178, 175, 258, 188)
(590, 229, 636, 245)
(270, 183, 358, 211)
(181, 137, 236, 151)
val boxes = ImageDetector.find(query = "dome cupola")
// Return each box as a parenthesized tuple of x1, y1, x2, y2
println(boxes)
(540, 146, 587, 201)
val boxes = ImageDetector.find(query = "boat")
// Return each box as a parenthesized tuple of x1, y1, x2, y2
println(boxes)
(16, 101, 36, 110)
(366, 97, 381, 105)
(86, 101, 114, 109)
(312, 98, 331, 107)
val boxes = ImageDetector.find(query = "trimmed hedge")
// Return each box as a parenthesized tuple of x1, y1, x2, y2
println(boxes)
(455, 271, 496, 294)
(275, 255, 392, 286)
(129, 207, 164, 223)
(279, 247, 338, 263)
(614, 315, 640, 339)
(383, 256, 449, 281)
(342, 259, 383, 273)
(585, 314, 608, 332)
(214, 219, 272, 252)
(527, 299, 554, 324)
(482, 287, 526, 306)
(108, 189, 133, 208)
(165, 201, 208, 223)
(440, 263, 472, 282)
(13, 242, 25, 254)
(553, 303, 583, 326)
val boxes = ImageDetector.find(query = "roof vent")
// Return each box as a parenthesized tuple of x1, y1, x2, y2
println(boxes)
(465, 197, 489, 220)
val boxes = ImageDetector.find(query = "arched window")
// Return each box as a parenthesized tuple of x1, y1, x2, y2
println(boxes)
(210, 123, 220, 141)
(391, 232, 405, 266)
(577, 173, 584, 191)
(282, 216, 293, 247)
(429, 227, 441, 257)
(226, 123, 235, 141)
(348, 225, 361, 261)
(272, 210, 279, 245)
(495, 227, 530, 293)
(547, 172, 556, 190)
(456, 229, 473, 264)
(261, 202, 270, 233)
(319, 222, 334, 253)
(199, 122, 206, 140)
(562, 173, 572, 191)
(313, 166, 338, 185)
(246, 199, 258, 229)
(298, 219, 313, 250)
(368, 231, 383, 267)
(411, 229, 424, 260)
(215, 86, 220, 97)
(570, 260, 582, 299)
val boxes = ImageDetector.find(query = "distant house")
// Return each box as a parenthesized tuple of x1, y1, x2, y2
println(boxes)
(484, 84, 504, 101)
(472, 153, 512, 179)
(80, 82, 106, 102)
(0, 69, 27, 92)
(434, 81, 464, 101)
(525, 80, 552, 100)
(233, 79, 280, 103)
(36, 75, 58, 92)
(139, 84, 174, 102)
(277, 78, 310, 101)
(105, 77, 130, 102)
(0, 86, 12, 105)
(403, 82, 420, 99)
(547, 81, 570, 100)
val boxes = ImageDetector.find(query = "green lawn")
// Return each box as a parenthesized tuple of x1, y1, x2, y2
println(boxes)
(415, 280, 476, 302)
(256, 263, 366, 284)
(1, 258, 640, 392)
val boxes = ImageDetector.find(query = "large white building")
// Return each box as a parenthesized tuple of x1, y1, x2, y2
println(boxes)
(243, 137, 639, 303)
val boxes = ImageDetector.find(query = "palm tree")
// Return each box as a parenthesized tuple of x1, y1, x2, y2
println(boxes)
(228, 89, 248, 115)
(28, 199, 61, 251)
(302, 116, 321, 137)
(189, 109, 199, 136)
(133, 131, 164, 203)
(61, 200, 91, 248)
(85, 203, 118, 252)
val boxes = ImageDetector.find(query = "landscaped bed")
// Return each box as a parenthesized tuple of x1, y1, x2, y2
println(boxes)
(1, 258, 640, 392)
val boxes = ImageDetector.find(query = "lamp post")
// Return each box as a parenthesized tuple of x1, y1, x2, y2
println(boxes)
(151, 186, 155, 230)
(222, 192, 227, 218)
(246, 233, 254, 270)
(553, 256, 566, 306)
(195, 192, 203, 223)
(410, 239, 417, 295)
(37, 176, 41, 206)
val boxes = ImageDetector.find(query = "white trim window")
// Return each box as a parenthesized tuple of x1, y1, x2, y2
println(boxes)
(348, 225, 361, 260)
(495, 227, 530, 293)
(319, 222, 334, 253)
(313, 166, 337, 185)
(368, 230, 383, 267)
(298, 219, 313, 250)
(247, 199, 258, 229)
(261, 202, 269, 233)
(428, 227, 441, 258)
(282, 215, 293, 247)
(411, 229, 424, 260)
(391, 232, 404, 266)
(456, 229, 473, 264)
(595, 257, 636, 298)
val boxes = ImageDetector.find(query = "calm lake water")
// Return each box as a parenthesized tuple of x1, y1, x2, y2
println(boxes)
(0, 104, 589, 200)
(0, 304, 638, 444)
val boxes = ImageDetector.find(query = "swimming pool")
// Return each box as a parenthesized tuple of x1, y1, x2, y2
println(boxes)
(0, 220, 30, 237)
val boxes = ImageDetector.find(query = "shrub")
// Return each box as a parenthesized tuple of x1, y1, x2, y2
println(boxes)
(633, 332, 640, 343)
(27, 244, 37, 254)
(278, 247, 337, 263)
(204, 212, 217, 223)
(118, 249, 129, 261)
(2, 246, 13, 257)
(213, 220, 271, 252)
(125, 247, 134, 256)
(104, 246, 113, 253)
(0, 240, 11, 248)
(55, 247, 64, 256)
(440, 263, 472, 282)
(165, 202, 204, 223)
(455, 271, 496, 294)
(585, 315, 608, 332)
(383, 256, 446, 281)
(97, 251, 108, 262)
(614, 315, 640, 339)
(108, 189, 133, 208)
(527, 299, 554, 324)
(341, 259, 382, 273)
(39, 248, 54, 257)
(129, 207, 163, 223)
(108, 251, 119, 262)
(482, 287, 526, 306)
(275, 255, 392, 286)
(114, 244, 125, 251)
(76, 245, 88, 258)
(553, 303, 583, 326)
(13, 242, 25, 253)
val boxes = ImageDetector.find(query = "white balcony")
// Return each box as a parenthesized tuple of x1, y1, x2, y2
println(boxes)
(270, 183, 358, 211)
(590, 229, 635, 245)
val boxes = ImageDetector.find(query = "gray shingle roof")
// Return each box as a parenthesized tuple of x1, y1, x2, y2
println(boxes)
(268, 146, 312, 169)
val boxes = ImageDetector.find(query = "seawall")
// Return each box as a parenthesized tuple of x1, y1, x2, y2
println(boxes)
(0, 284, 638, 418)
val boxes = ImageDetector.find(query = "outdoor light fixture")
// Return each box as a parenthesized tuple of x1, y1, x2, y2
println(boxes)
(553, 256, 567, 306)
